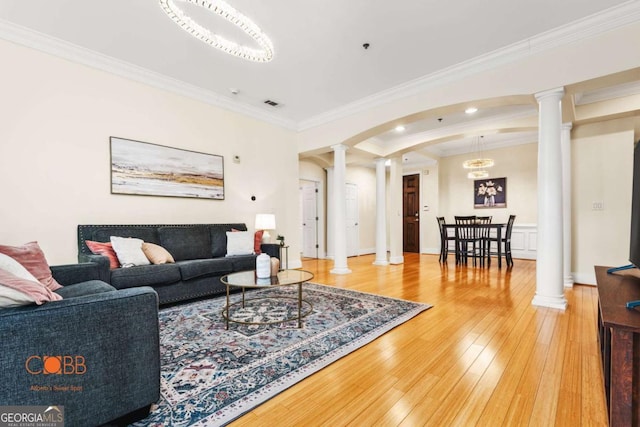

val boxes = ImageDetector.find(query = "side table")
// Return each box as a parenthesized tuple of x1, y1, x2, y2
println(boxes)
(280, 245, 289, 269)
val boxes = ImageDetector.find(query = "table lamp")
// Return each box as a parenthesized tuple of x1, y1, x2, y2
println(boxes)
(255, 213, 276, 243)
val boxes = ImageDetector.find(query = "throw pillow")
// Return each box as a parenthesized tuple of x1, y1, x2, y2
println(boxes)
(142, 242, 175, 265)
(226, 231, 254, 256)
(110, 236, 150, 268)
(0, 253, 41, 282)
(254, 230, 264, 254)
(0, 241, 62, 291)
(0, 268, 63, 308)
(85, 240, 120, 269)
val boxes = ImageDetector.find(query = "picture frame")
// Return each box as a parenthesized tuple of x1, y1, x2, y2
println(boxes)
(474, 177, 506, 209)
(110, 137, 224, 200)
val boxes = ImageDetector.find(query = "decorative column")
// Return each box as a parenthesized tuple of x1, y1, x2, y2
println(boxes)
(389, 156, 404, 264)
(562, 123, 574, 288)
(532, 87, 567, 310)
(330, 144, 351, 274)
(325, 167, 334, 259)
(373, 158, 389, 265)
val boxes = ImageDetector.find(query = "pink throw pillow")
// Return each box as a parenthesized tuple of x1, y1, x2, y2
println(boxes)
(86, 240, 120, 269)
(0, 241, 62, 291)
(0, 268, 63, 307)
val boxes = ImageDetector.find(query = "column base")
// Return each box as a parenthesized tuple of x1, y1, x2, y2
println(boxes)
(330, 267, 352, 275)
(532, 294, 568, 310)
(373, 259, 389, 266)
(389, 256, 404, 265)
(564, 276, 574, 288)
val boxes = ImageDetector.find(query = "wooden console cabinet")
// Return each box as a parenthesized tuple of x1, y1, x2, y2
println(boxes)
(596, 266, 640, 426)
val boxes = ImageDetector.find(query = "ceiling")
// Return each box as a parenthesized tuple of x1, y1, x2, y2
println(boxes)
(0, 0, 639, 166)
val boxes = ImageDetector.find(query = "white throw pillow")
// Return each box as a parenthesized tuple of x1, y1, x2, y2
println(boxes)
(226, 231, 254, 256)
(0, 284, 36, 307)
(0, 253, 40, 282)
(110, 236, 150, 268)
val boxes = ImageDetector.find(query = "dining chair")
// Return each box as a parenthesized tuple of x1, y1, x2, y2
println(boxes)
(454, 215, 478, 265)
(436, 217, 456, 263)
(475, 216, 492, 266)
(487, 215, 516, 268)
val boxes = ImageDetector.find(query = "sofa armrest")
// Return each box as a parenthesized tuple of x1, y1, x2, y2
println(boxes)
(261, 243, 281, 259)
(50, 262, 106, 286)
(0, 287, 160, 426)
(77, 253, 111, 283)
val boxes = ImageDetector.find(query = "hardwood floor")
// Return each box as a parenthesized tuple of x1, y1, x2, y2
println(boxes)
(230, 253, 607, 426)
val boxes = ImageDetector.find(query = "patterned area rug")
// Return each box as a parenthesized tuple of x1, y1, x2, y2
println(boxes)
(132, 282, 432, 426)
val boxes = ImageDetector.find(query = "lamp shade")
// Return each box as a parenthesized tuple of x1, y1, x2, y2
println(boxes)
(255, 214, 276, 230)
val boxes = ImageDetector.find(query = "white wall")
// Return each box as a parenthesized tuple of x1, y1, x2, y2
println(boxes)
(438, 142, 538, 224)
(572, 118, 636, 284)
(0, 39, 300, 266)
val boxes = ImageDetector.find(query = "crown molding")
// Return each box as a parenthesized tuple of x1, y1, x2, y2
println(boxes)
(575, 80, 640, 105)
(297, 0, 640, 131)
(0, 19, 298, 131)
(1, 0, 639, 134)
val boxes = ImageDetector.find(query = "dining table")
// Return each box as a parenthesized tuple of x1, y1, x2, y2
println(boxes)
(444, 222, 507, 268)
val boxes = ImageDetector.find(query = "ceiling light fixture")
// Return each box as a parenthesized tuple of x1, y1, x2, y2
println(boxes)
(467, 169, 490, 179)
(395, 125, 405, 132)
(465, 107, 478, 114)
(463, 135, 494, 179)
(159, 0, 274, 62)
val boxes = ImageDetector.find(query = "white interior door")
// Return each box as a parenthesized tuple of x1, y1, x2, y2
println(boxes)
(300, 181, 318, 258)
(346, 183, 359, 257)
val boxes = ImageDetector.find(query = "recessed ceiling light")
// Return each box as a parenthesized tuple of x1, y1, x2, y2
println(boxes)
(395, 125, 405, 132)
(465, 107, 478, 114)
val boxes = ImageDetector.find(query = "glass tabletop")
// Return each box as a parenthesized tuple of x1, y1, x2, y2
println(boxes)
(221, 269, 314, 288)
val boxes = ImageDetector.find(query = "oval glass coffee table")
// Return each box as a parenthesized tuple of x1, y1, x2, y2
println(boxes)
(220, 269, 314, 329)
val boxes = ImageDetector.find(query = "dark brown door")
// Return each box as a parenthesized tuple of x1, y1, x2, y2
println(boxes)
(403, 174, 420, 253)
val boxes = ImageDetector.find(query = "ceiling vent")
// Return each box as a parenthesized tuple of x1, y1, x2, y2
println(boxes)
(263, 100, 279, 107)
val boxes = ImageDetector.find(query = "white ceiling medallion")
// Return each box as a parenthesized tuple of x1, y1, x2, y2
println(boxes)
(159, 0, 274, 62)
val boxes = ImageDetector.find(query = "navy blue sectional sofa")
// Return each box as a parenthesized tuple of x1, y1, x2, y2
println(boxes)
(77, 223, 280, 305)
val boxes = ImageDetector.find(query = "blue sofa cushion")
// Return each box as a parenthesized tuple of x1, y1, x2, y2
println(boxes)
(92, 226, 160, 245)
(158, 226, 211, 261)
(211, 225, 231, 258)
(227, 254, 257, 272)
(111, 264, 181, 289)
(55, 280, 116, 298)
(177, 259, 234, 281)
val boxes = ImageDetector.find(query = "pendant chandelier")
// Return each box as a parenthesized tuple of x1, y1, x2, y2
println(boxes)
(159, 0, 274, 62)
(463, 135, 494, 179)
(467, 169, 489, 179)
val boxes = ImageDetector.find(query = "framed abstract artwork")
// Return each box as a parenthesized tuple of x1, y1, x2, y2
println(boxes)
(474, 177, 506, 209)
(110, 137, 224, 200)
